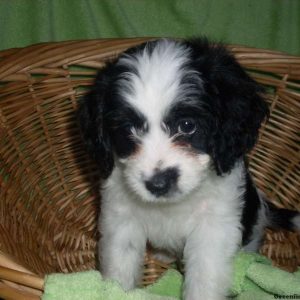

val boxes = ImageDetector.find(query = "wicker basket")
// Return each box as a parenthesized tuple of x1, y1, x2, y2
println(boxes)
(0, 38, 299, 299)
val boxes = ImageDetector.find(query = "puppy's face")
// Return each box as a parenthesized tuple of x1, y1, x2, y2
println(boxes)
(80, 39, 268, 203)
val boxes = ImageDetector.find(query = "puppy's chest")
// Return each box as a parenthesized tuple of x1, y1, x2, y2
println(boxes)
(137, 201, 209, 252)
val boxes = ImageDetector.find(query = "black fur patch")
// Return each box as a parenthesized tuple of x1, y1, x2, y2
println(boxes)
(267, 202, 298, 230)
(78, 61, 133, 178)
(164, 101, 211, 154)
(240, 170, 261, 245)
(106, 98, 147, 158)
(184, 38, 269, 175)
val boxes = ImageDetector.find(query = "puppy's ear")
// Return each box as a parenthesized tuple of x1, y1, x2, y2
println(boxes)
(207, 43, 269, 174)
(187, 39, 269, 174)
(78, 67, 114, 178)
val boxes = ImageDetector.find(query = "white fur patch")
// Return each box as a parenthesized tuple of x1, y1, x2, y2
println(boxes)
(100, 162, 244, 299)
(117, 39, 202, 128)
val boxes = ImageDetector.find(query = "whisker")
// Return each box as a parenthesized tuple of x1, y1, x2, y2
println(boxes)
(170, 132, 185, 142)
(129, 127, 143, 143)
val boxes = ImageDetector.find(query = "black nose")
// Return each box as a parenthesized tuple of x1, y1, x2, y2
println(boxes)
(145, 168, 179, 197)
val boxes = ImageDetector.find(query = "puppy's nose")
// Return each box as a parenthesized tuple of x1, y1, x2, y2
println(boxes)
(145, 168, 179, 197)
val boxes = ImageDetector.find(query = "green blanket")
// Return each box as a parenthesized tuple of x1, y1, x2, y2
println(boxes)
(42, 252, 300, 300)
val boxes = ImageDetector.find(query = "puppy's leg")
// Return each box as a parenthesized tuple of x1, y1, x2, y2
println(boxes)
(183, 222, 241, 300)
(100, 220, 146, 290)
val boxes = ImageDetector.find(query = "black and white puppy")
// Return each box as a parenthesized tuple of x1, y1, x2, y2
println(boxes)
(79, 38, 300, 300)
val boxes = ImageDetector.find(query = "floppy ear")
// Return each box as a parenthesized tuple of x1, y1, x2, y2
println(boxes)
(207, 45, 269, 174)
(78, 68, 114, 179)
(187, 39, 269, 174)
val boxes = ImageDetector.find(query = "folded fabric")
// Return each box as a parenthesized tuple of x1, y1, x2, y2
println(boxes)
(42, 251, 300, 300)
(42, 270, 178, 300)
(231, 252, 300, 299)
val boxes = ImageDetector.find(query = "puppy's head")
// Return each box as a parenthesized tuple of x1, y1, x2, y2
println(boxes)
(79, 38, 268, 203)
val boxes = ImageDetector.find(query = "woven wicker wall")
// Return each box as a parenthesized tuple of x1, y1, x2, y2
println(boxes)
(0, 38, 299, 279)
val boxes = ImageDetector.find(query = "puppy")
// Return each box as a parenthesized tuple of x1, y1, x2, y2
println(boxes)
(79, 38, 300, 300)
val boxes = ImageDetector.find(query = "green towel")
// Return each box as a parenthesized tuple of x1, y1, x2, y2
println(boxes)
(230, 252, 300, 299)
(42, 252, 300, 300)
(42, 270, 178, 300)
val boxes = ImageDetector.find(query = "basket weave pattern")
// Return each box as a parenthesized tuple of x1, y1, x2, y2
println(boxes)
(0, 39, 299, 285)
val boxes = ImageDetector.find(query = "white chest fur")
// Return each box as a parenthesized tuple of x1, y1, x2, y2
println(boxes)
(100, 163, 244, 255)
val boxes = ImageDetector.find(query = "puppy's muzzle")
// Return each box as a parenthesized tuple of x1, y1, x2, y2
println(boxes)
(145, 168, 179, 197)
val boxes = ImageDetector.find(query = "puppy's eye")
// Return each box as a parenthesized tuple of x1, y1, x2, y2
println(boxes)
(178, 119, 197, 135)
(122, 122, 134, 131)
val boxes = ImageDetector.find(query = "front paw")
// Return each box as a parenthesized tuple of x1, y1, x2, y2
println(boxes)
(183, 290, 226, 300)
(183, 281, 227, 300)
(101, 268, 136, 291)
